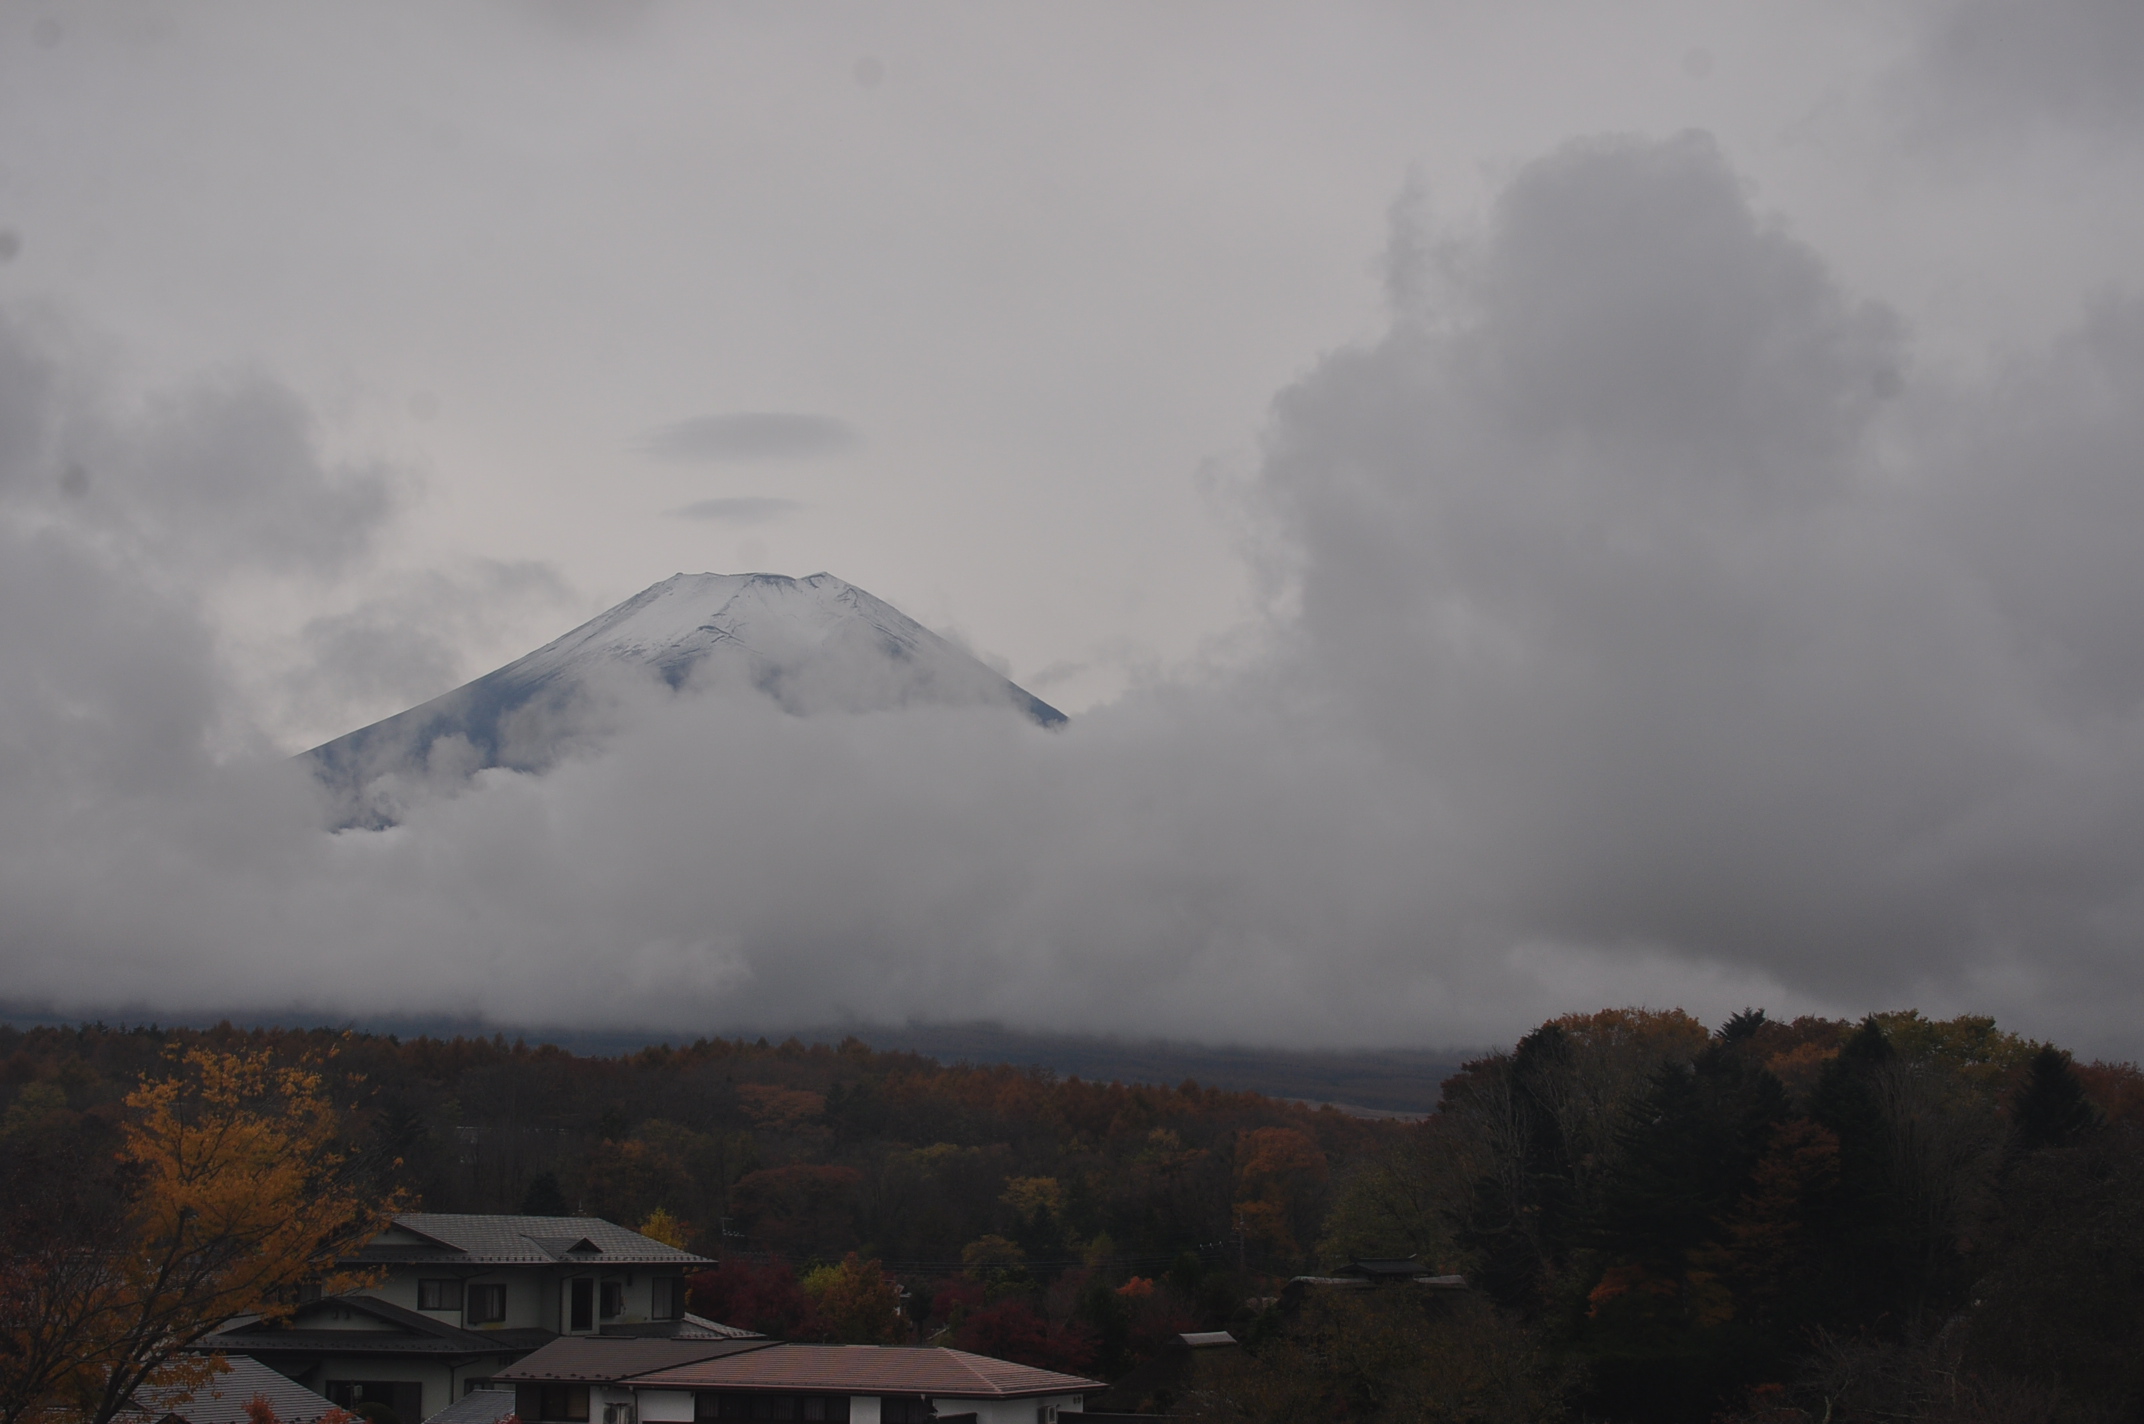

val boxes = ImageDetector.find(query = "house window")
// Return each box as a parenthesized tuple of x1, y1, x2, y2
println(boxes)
(569, 1278, 595, 1333)
(417, 1280, 462, 1312)
(327, 1382, 423, 1424)
(599, 1281, 625, 1320)
(650, 1276, 683, 1321)
(467, 1284, 507, 1325)
(880, 1402, 933, 1424)
(538, 1387, 590, 1422)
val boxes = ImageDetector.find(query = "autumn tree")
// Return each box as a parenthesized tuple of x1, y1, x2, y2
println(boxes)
(1192, 1287, 1571, 1424)
(2, 1045, 394, 1424)
(799, 1254, 906, 1344)
(1232, 1127, 1328, 1263)
(0, 1083, 137, 1424)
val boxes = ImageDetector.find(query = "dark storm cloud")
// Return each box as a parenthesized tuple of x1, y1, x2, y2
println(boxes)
(670, 496, 803, 524)
(8, 132, 2144, 1051)
(641, 412, 858, 462)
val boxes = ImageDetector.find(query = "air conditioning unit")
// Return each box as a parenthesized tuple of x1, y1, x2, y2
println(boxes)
(603, 1403, 636, 1424)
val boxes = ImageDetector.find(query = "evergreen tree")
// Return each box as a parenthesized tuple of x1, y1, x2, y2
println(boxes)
(2008, 1045, 2098, 1156)
(520, 1170, 569, 1216)
(1803, 1017, 1902, 1325)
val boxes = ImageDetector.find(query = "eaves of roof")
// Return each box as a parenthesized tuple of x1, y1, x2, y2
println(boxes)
(625, 1345, 1101, 1399)
(197, 1294, 551, 1359)
(492, 1339, 773, 1383)
(349, 1215, 711, 1269)
(193, 1331, 552, 1359)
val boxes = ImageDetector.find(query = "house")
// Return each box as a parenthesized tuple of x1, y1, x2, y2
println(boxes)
(1281, 1258, 1467, 1293)
(199, 1215, 735, 1424)
(493, 1334, 1101, 1424)
(132, 1355, 344, 1424)
(1331, 1258, 1464, 1287)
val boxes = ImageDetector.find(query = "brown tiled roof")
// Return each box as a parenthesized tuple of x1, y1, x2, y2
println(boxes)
(493, 1338, 772, 1383)
(601, 1314, 761, 1342)
(629, 1345, 1100, 1398)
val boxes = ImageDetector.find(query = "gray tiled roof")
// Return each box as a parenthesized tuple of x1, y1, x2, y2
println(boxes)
(421, 1392, 518, 1424)
(136, 1355, 341, 1424)
(493, 1338, 772, 1384)
(599, 1315, 760, 1343)
(355, 1215, 710, 1267)
(198, 1295, 547, 1360)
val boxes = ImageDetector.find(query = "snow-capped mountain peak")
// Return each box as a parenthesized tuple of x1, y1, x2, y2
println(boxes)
(305, 571, 1063, 827)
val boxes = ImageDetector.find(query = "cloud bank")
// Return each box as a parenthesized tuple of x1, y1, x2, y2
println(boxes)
(671, 497, 805, 525)
(7, 131, 2144, 1052)
(642, 412, 859, 463)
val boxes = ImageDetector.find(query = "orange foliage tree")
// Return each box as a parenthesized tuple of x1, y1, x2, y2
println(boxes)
(3, 1045, 394, 1424)
(1232, 1127, 1328, 1260)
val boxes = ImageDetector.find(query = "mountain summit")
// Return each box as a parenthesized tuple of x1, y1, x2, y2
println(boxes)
(305, 571, 1064, 827)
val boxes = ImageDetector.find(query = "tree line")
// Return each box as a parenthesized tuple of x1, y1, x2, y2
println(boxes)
(1284, 1008, 2144, 1422)
(6, 1011, 2141, 1420)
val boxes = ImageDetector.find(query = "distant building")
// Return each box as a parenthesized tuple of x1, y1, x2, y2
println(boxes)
(494, 1335, 1100, 1424)
(199, 1215, 735, 1424)
(1285, 1257, 1467, 1292)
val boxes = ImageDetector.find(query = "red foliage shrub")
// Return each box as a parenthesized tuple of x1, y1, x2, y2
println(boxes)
(929, 1276, 987, 1321)
(686, 1258, 822, 1339)
(953, 1297, 1098, 1375)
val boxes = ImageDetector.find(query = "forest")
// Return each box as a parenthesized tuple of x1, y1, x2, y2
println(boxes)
(3, 1008, 2141, 1422)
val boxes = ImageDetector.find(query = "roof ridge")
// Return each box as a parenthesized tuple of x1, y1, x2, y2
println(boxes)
(338, 1293, 494, 1343)
(939, 1346, 1003, 1391)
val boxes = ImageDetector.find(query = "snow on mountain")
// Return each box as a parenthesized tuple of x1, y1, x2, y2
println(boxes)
(304, 571, 1064, 827)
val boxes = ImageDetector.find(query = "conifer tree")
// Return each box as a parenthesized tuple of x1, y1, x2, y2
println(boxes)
(2008, 1045, 2098, 1156)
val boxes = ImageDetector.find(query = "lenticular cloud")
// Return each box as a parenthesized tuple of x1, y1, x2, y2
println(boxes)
(8, 133, 2144, 1053)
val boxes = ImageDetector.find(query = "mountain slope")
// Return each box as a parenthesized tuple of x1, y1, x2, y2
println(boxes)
(305, 571, 1064, 826)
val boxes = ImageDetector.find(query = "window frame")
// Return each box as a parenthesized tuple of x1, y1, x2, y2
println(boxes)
(466, 1282, 508, 1325)
(417, 1279, 463, 1312)
(538, 1386, 590, 1422)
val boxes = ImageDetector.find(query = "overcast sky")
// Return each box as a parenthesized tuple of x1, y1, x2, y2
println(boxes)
(5, 1, 2144, 1053)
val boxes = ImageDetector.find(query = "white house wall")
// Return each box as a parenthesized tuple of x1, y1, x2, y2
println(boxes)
(635, 1390, 693, 1423)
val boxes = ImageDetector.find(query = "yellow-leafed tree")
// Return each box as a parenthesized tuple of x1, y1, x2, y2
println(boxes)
(2, 1045, 395, 1424)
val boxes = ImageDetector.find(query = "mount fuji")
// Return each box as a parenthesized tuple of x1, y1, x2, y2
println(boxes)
(304, 571, 1065, 827)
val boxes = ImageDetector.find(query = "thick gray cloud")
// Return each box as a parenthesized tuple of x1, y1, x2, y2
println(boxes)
(1916, 0, 2144, 131)
(1260, 132, 2144, 1035)
(671, 496, 804, 524)
(279, 561, 578, 743)
(642, 413, 859, 463)
(5, 130, 2144, 1053)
